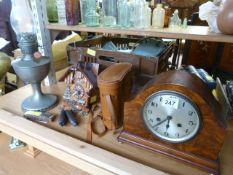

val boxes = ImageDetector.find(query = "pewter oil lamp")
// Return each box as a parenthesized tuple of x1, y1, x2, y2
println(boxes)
(10, 0, 57, 111)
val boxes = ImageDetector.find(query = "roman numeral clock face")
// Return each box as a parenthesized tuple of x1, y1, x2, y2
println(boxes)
(142, 91, 201, 143)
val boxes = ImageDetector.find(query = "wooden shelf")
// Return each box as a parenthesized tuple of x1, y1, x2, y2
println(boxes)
(47, 24, 233, 43)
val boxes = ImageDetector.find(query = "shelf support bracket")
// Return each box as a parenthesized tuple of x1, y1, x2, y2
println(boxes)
(30, 0, 57, 85)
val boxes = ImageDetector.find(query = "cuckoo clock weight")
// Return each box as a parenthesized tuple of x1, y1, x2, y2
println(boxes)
(118, 70, 226, 175)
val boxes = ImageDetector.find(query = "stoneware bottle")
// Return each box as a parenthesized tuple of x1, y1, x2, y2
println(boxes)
(217, 0, 233, 35)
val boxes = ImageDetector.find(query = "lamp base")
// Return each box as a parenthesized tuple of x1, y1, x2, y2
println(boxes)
(22, 94, 58, 111)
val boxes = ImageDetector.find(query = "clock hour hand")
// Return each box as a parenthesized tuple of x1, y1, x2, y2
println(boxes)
(166, 116, 172, 131)
(153, 116, 172, 128)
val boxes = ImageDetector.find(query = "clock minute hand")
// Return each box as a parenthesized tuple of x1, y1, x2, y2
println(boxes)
(153, 116, 169, 128)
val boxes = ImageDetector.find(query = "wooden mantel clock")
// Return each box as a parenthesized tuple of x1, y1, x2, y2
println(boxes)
(118, 70, 226, 175)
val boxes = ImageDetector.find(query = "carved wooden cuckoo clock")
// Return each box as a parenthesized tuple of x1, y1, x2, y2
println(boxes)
(118, 70, 226, 175)
(62, 62, 99, 113)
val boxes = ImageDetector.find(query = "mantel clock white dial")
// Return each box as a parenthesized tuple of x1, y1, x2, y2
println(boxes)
(142, 91, 201, 143)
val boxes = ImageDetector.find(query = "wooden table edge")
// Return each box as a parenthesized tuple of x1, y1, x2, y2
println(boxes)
(0, 109, 168, 175)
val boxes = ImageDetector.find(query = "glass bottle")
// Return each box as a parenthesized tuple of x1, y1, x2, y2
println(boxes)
(80, 0, 87, 24)
(97, 1, 104, 25)
(164, 5, 171, 28)
(86, 0, 96, 10)
(46, 0, 58, 23)
(144, 1, 152, 29)
(98, 4, 104, 26)
(128, 0, 135, 28)
(117, 0, 130, 28)
(152, 3, 165, 28)
(182, 17, 188, 28)
(85, 10, 100, 27)
(85, 0, 100, 27)
(56, 0, 67, 24)
(169, 9, 181, 28)
(85, 0, 97, 20)
(150, 0, 155, 8)
(137, 0, 146, 29)
(65, 0, 80, 25)
(129, 0, 145, 29)
(102, 0, 117, 27)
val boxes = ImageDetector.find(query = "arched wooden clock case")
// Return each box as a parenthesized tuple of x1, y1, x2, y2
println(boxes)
(118, 70, 226, 175)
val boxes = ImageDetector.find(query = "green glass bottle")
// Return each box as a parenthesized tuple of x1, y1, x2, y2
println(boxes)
(46, 0, 58, 23)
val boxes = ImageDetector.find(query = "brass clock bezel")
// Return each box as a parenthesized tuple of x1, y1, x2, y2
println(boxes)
(142, 90, 202, 143)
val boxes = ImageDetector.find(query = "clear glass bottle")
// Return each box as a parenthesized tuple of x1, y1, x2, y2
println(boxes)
(56, 0, 67, 24)
(46, 0, 58, 23)
(85, 0, 100, 27)
(182, 17, 188, 28)
(85, 11, 100, 27)
(129, 0, 145, 29)
(152, 3, 165, 28)
(137, 0, 146, 29)
(117, 0, 130, 28)
(102, 0, 117, 27)
(169, 9, 181, 28)
(129, 0, 135, 27)
(98, 4, 104, 26)
(65, 0, 80, 25)
(144, 1, 152, 29)
(80, 0, 88, 24)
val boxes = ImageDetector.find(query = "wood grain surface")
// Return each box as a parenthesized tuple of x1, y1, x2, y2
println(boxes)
(0, 133, 88, 175)
(0, 82, 232, 175)
(47, 24, 233, 43)
(0, 109, 166, 175)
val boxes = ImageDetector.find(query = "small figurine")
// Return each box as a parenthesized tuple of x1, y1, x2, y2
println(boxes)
(9, 137, 25, 150)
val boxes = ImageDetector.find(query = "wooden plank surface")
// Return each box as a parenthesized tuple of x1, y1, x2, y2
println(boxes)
(0, 83, 233, 175)
(47, 24, 233, 43)
(0, 133, 88, 175)
(0, 109, 167, 175)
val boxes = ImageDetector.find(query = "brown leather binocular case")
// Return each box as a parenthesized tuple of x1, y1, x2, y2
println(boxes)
(97, 63, 133, 130)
